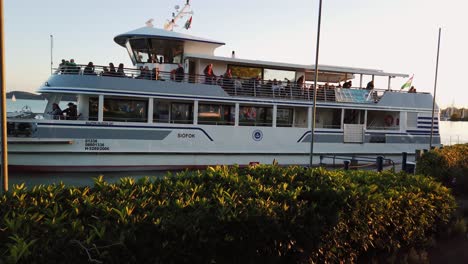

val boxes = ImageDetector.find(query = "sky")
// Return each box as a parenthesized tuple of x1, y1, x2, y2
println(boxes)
(4, 0, 468, 107)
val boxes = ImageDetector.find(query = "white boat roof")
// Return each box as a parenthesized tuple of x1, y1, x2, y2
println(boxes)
(114, 27, 225, 47)
(185, 53, 409, 78)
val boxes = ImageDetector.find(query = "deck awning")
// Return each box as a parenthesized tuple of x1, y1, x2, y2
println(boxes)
(114, 27, 225, 47)
(185, 54, 409, 82)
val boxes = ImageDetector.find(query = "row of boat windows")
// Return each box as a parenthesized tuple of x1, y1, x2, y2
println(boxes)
(86, 97, 402, 129)
(88, 97, 297, 127)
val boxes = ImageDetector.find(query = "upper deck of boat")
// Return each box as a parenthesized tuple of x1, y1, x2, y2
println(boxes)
(39, 63, 435, 110)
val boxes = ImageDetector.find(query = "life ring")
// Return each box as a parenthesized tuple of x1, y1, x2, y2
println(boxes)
(384, 115, 394, 126)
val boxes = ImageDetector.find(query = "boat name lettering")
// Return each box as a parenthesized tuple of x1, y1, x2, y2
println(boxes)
(178, 133, 195, 139)
(84, 139, 110, 151)
(85, 121, 114, 126)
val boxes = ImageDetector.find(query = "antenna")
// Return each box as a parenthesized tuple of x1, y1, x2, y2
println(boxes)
(163, 0, 193, 31)
(145, 19, 154, 28)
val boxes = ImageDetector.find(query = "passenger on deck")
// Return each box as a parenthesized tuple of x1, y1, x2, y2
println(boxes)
(102, 67, 112, 76)
(175, 63, 185, 82)
(48, 103, 62, 119)
(117, 63, 125, 77)
(65, 59, 78, 74)
(343, 81, 352, 88)
(151, 68, 160, 80)
(272, 79, 281, 95)
(143, 66, 151, 80)
(408, 86, 417, 93)
(203, 64, 216, 84)
(296, 75, 305, 94)
(224, 68, 232, 79)
(234, 77, 243, 93)
(217, 75, 224, 86)
(109, 63, 116, 76)
(83, 62, 96, 75)
(62, 102, 78, 120)
(223, 69, 233, 89)
(58, 59, 66, 74)
(366, 80, 374, 90)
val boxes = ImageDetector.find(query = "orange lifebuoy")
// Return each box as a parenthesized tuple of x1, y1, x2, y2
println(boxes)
(384, 115, 394, 126)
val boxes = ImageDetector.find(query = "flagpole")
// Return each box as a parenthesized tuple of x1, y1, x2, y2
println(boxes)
(50, 35, 53, 75)
(310, 0, 323, 167)
(0, 0, 8, 192)
(430, 28, 441, 149)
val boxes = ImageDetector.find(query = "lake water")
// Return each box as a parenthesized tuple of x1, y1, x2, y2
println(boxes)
(4, 99, 468, 187)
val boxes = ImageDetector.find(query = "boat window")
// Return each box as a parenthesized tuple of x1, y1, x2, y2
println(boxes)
(88, 97, 99, 121)
(198, 104, 235, 126)
(316, 108, 342, 129)
(125, 40, 137, 65)
(229, 65, 262, 79)
(239, 105, 273, 127)
(171, 103, 193, 124)
(153, 101, 170, 123)
(103, 98, 148, 122)
(130, 39, 150, 63)
(367, 110, 400, 130)
(294, 107, 308, 128)
(264, 69, 295, 83)
(344, 109, 365, 125)
(277, 108, 293, 127)
(149, 39, 184, 64)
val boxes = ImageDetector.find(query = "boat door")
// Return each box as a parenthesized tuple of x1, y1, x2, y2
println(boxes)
(188, 60, 196, 83)
(343, 109, 365, 143)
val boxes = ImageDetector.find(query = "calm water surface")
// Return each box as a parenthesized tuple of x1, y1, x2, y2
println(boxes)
(5, 99, 468, 187)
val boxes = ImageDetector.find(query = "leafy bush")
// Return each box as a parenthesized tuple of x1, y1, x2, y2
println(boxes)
(0, 166, 455, 263)
(416, 144, 468, 194)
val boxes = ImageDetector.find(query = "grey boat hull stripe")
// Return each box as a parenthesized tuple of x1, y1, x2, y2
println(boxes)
(37, 123, 214, 141)
(36, 127, 172, 140)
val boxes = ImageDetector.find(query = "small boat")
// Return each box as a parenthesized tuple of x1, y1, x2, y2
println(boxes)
(11, 94, 16, 102)
(5, 1, 441, 172)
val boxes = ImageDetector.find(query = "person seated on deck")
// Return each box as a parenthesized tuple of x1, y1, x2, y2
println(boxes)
(62, 102, 78, 120)
(408, 86, 417, 93)
(203, 64, 216, 84)
(67, 59, 80, 74)
(343, 81, 352, 88)
(101, 67, 111, 76)
(83, 62, 96, 75)
(175, 63, 185, 82)
(116, 63, 125, 77)
(109, 63, 116, 76)
(48, 103, 62, 119)
(366, 80, 374, 90)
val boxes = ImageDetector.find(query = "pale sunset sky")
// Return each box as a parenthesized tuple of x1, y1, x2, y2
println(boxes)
(4, 0, 468, 107)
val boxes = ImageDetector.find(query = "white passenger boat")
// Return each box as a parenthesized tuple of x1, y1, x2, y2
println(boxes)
(6, 2, 440, 171)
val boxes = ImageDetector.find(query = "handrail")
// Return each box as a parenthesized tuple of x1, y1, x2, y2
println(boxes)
(51, 63, 418, 103)
(320, 154, 396, 171)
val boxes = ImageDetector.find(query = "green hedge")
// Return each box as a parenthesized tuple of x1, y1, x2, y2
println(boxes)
(0, 166, 455, 263)
(417, 144, 468, 194)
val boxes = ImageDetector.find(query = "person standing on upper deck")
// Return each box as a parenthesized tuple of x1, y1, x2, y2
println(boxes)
(366, 80, 374, 90)
(175, 63, 185, 82)
(204, 64, 216, 84)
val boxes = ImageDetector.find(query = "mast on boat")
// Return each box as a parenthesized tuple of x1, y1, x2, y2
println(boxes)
(163, 0, 194, 31)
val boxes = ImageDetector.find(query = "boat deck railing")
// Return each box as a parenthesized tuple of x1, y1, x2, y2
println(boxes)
(52, 64, 414, 103)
